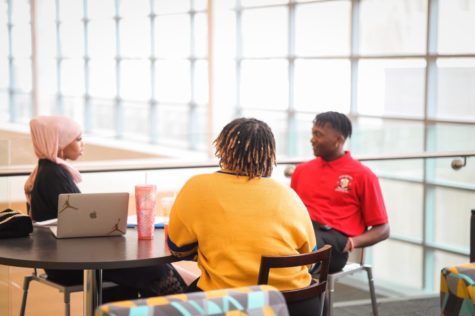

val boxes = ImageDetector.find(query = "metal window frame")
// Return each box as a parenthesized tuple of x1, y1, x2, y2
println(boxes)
(234, 0, 475, 293)
(4, 0, 475, 293)
(49, 0, 207, 147)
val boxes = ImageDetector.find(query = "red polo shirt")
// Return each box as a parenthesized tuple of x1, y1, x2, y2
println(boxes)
(291, 151, 388, 236)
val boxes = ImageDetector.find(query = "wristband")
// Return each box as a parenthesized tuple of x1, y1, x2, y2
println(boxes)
(348, 237, 355, 252)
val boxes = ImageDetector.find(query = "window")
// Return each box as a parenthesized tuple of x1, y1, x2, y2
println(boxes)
(2, 0, 474, 294)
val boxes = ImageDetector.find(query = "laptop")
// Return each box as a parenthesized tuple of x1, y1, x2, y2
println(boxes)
(50, 192, 129, 238)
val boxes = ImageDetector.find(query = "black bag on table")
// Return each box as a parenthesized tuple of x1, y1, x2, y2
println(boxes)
(0, 208, 33, 238)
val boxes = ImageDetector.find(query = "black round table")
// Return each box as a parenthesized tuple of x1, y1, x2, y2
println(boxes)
(0, 227, 176, 316)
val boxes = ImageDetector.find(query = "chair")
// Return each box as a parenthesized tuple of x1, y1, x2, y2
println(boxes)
(440, 263, 475, 315)
(20, 268, 116, 316)
(325, 247, 378, 316)
(257, 244, 332, 316)
(439, 209, 475, 314)
(96, 285, 289, 316)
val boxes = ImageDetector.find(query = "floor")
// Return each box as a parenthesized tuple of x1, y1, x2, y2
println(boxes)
(331, 281, 439, 316)
(2, 267, 439, 316)
(3, 261, 199, 316)
(333, 296, 439, 316)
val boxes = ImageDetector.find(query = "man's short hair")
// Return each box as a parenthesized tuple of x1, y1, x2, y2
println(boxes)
(214, 117, 276, 179)
(313, 111, 352, 139)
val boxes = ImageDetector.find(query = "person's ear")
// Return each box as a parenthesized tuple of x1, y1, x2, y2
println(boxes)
(335, 135, 345, 147)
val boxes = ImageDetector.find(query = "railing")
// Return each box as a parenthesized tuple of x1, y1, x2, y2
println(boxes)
(1, 150, 473, 177)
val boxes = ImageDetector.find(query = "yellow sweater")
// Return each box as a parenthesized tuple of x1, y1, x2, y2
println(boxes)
(168, 171, 316, 291)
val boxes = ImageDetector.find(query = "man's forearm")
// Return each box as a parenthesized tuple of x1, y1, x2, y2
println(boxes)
(353, 223, 390, 249)
(344, 223, 390, 251)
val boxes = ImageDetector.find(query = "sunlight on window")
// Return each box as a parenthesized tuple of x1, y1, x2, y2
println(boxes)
(378, 179, 423, 239)
(358, 59, 426, 117)
(155, 15, 190, 58)
(61, 22, 85, 58)
(62, 97, 84, 120)
(123, 102, 149, 138)
(360, 0, 427, 55)
(59, 0, 84, 21)
(436, 58, 475, 120)
(0, 11, 7, 88)
(61, 60, 84, 96)
(156, 60, 191, 103)
(12, 59, 32, 92)
(89, 21, 116, 58)
(90, 100, 116, 135)
(439, 0, 475, 54)
(194, 60, 209, 105)
(351, 117, 425, 154)
(241, 0, 288, 7)
(294, 59, 350, 112)
(241, 7, 287, 57)
(88, 0, 115, 20)
(194, 13, 208, 58)
(295, 1, 350, 56)
(11, 24, 31, 58)
(121, 18, 151, 58)
(373, 240, 423, 289)
(89, 59, 116, 98)
(157, 104, 189, 145)
(121, 0, 149, 18)
(40, 60, 57, 96)
(155, 0, 190, 14)
(241, 60, 288, 109)
(121, 60, 151, 101)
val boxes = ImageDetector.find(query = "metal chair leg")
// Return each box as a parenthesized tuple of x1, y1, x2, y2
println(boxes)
(20, 275, 33, 316)
(64, 289, 71, 316)
(365, 266, 378, 316)
(319, 293, 325, 316)
(325, 277, 335, 316)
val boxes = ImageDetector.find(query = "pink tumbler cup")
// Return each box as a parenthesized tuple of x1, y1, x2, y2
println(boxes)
(135, 185, 157, 240)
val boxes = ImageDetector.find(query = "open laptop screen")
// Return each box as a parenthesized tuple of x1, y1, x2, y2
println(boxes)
(51, 192, 129, 238)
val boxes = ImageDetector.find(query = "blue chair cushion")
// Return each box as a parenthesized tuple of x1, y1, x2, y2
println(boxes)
(96, 285, 289, 316)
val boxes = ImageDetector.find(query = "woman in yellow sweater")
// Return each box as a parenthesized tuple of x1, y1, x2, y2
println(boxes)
(168, 117, 318, 315)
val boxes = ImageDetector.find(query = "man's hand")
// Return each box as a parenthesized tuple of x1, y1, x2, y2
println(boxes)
(346, 223, 390, 251)
(343, 237, 353, 253)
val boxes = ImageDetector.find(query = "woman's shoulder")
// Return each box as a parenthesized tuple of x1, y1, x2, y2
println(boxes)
(37, 159, 71, 179)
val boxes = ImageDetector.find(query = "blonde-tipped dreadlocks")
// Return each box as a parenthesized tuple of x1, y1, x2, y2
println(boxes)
(214, 118, 276, 179)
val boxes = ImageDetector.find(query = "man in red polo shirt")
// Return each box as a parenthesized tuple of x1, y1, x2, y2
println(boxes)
(291, 111, 390, 273)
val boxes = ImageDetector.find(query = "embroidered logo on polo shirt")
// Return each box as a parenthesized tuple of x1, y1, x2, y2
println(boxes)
(335, 175, 352, 193)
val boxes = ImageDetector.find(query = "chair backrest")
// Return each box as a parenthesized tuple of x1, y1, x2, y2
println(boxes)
(96, 285, 289, 316)
(257, 244, 332, 303)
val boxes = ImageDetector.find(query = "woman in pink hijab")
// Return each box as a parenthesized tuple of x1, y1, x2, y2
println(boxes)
(24, 116, 195, 298)
(25, 116, 83, 222)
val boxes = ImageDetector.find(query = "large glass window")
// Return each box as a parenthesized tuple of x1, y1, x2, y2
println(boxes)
(2, 0, 474, 295)
(438, 0, 475, 54)
(6, 0, 207, 148)
(294, 60, 350, 112)
(295, 1, 351, 56)
(4, 0, 32, 123)
(241, 7, 287, 57)
(357, 59, 426, 117)
(0, 0, 9, 102)
(435, 58, 475, 120)
(240, 60, 288, 109)
(360, 0, 427, 55)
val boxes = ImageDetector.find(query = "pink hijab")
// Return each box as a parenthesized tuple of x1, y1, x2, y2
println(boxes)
(24, 116, 82, 203)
